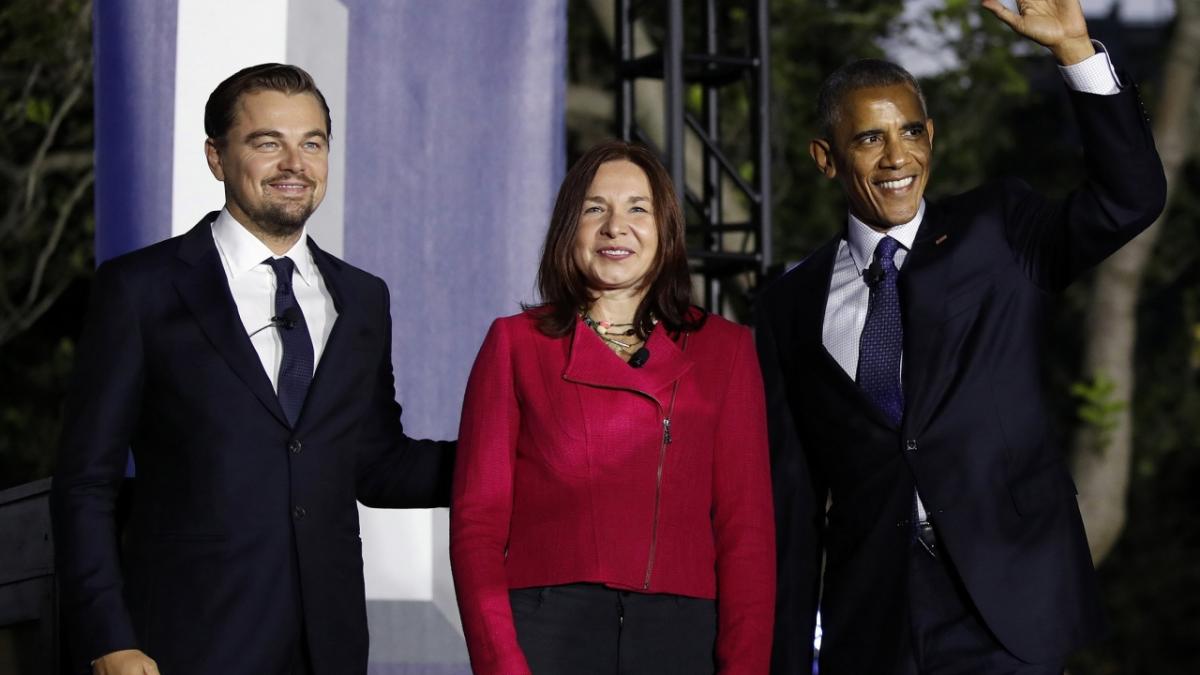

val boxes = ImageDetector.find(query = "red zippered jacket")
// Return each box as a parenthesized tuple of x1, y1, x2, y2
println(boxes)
(450, 310, 775, 674)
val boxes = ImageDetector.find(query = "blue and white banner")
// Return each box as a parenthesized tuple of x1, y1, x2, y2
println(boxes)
(93, 1, 566, 669)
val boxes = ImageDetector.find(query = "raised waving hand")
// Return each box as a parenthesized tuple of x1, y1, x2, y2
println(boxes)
(981, 0, 1096, 64)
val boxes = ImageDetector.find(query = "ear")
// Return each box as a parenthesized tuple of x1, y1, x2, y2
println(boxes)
(809, 138, 837, 179)
(205, 138, 226, 181)
(926, 117, 935, 151)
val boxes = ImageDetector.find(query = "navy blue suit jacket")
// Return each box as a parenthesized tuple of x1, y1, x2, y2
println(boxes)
(52, 214, 454, 674)
(756, 86, 1165, 674)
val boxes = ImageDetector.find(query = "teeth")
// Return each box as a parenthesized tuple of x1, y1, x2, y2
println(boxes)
(879, 176, 914, 190)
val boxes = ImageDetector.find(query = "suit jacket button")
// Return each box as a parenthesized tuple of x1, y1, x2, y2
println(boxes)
(288, 439, 302, 454)
(906, 439, 918, 452)
(293, 506, 307, 519)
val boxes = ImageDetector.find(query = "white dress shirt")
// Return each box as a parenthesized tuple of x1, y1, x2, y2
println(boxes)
(821, 47, 1120, 521)
(823, 203, 923, 380)
(211, 208, 338, 392)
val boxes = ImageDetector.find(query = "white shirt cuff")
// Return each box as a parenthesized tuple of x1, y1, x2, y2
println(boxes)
(1058, 40, 1121, 95)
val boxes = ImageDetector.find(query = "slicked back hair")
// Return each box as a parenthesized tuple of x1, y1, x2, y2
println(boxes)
(205, 63, 331, 145)
(816, 58, 927, 139)
(531, 139, 704, 339)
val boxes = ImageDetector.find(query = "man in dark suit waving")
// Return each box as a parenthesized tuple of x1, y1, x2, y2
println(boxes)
(756, 1, 1165, 673)
(51, 64, 455, 675)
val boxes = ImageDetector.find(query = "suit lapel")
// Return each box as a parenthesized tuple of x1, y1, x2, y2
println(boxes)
(899, 202, 956, 434)
(173, 213, 289, 427)
(302, 238, 353, 423)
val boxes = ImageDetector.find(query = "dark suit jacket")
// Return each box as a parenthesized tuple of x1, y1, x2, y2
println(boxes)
(756, 86, 1165, 674)
(51, 213, 455, 674)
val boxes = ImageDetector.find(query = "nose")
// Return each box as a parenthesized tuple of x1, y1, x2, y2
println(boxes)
(880, 135, 908, 169)
(279, 145, 304, 173)
(598, 212, 624, 238)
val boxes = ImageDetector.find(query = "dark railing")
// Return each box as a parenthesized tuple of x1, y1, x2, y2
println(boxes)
(0, 478, 60, 675)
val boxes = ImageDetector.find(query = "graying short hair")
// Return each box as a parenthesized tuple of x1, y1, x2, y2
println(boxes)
(816, 59, 927, 139)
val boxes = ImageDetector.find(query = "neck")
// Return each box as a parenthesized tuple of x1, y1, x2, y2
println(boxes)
(257, 231, 304, 256)
(853, 211, 897, 235)
(587, 288, 646, 324)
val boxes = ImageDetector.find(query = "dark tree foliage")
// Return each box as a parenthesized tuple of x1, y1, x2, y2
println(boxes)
(1070, 163, 1200, 674)
(0, 0, 95, 490)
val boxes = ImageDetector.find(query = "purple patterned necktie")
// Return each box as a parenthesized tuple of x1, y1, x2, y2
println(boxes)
(856, 236, 904, 426)
(265, 256, 313, 426)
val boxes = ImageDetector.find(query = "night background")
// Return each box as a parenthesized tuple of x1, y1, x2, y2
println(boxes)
(2, 0, 1197, 672)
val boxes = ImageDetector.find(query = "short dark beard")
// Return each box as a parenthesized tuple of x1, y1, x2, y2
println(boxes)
(229, 187, 317, 238)
(245, 199, 315, 238)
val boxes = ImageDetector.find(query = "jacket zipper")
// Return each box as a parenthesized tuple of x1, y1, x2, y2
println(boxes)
(642, 344, 685, 590)
(642, 416, 671, 589)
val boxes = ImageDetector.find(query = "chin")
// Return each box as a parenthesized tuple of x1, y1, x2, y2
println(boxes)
(881, 208, 918, 228)
(258, 204, 314, 237)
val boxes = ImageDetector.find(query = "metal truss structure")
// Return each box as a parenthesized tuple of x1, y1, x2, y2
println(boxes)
(614, 0, 772, 314)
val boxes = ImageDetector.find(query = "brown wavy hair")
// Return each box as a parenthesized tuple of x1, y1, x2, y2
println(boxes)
(530, 139, 704, 339)
(205, 63, 331, 145)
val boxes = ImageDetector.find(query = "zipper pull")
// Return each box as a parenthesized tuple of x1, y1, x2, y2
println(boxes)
(662, 418, 672, 445)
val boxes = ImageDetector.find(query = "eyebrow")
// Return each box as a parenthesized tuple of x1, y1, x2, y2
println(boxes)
(244, 130, 282, 142)
(584, 195, 650, 203)
(850, 121, 924, 143)
(850, 127, 882, 142)
(243, 129, 328, 143)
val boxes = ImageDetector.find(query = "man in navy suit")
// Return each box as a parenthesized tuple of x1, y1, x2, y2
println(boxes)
(756, 2, 1165, 673)
(51, 64, 455, 675)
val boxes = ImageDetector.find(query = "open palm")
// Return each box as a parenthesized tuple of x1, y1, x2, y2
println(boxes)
(981, 0, 1089, 49)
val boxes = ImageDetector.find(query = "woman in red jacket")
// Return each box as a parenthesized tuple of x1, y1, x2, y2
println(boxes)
(450, 140, 775, 674)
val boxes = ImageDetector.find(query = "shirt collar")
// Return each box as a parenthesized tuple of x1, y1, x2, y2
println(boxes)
(846, 200, 925, 271)
(211, 208, 315, 286)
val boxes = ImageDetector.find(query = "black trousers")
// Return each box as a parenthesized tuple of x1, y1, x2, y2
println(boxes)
(511, 583, 717, 675)
(900, 536, 1065, 675)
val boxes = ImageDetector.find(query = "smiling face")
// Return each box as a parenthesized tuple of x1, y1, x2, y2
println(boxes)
(573, 159, 660, 296)
(810, 83, 934, 231)
(205, 89, 329, 240)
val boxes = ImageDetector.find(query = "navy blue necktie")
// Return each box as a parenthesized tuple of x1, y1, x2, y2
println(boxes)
(265, 256, 313, 426)
(856, 236, 904, 426)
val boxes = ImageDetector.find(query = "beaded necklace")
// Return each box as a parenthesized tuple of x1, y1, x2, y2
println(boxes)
(581, 311, 653, 355)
